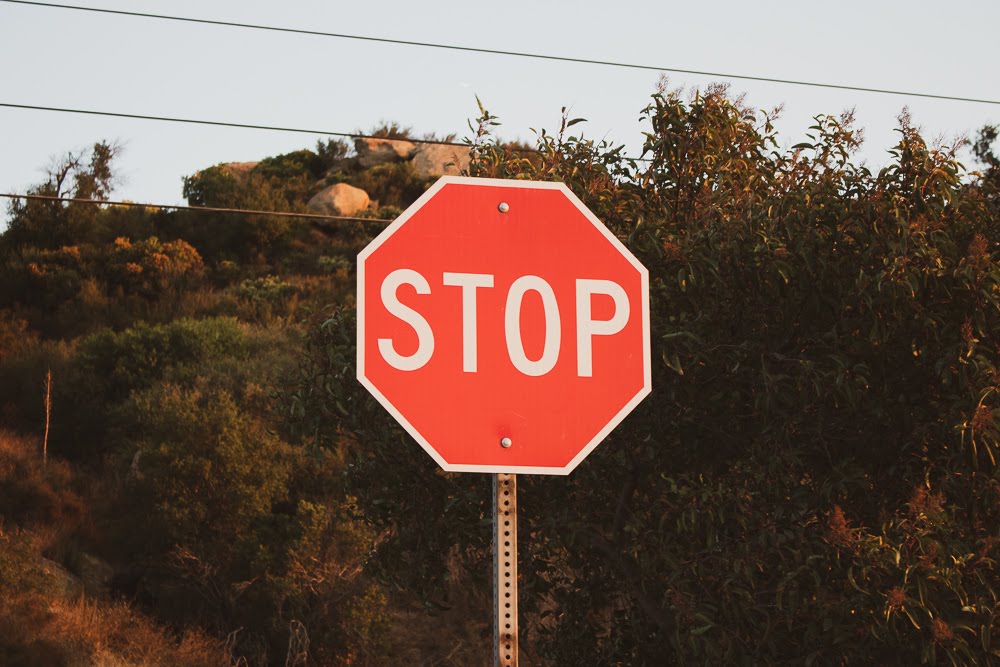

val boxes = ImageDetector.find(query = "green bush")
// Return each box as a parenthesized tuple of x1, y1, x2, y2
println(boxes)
(0, 317, 294, 462)
(317, 255, 353, 275)
(112, 385, 389, 664)
(77, 317, 246, 400)
(1, 142, 118, 251)
(290, 91, 1000, 664)
(233, 275, 297, 302)
(118, 385, 291, 557)
(179, 166, 306, 262)
(252, 149, 326, 182)
(0, 246, 86, 314)
(0, 235, 205, 337)
(0, 312, 37, 361)
(0, 337, 76, 436)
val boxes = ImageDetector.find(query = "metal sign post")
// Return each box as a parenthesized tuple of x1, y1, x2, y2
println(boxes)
(493, 473, 518, 667)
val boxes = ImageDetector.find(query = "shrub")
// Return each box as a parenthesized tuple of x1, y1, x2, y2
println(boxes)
(77, 317, 246, 401)
(0, 141, 119, 251)
(0, 431, 84, 533)
(290, 90, 1000, 663)
(112, 386, 389, 664)
(10, 317, 250, 460)
(118, 384, 292, 559)
(104, 236, 204, 298)
(0, 245, 86, 313)
(252, 149, 326, 182)
(0, 532, 226, 667)
(0, 338, 76, 437)
(317, 255, 353, 275)
(0, 312, 36, 361)
(180, 165, 306, 262)
(234, 274, 298, 303)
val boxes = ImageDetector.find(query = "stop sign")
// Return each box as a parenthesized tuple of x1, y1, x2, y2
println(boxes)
(357, 176, 650, 475)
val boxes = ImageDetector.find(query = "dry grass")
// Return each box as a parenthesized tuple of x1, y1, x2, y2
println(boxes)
(0, 430, 228, 666)
(45, 595, 225, 667)
(0, 534, 228, 667)
(0, 587, 227, 667)
(0, 429, 85, 535)
(0, 426, 41, 461)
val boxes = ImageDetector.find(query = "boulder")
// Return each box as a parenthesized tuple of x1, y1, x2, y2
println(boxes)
(307, 183, 371, 217)
(411, 144, 471, 177)
(354, 137, 417, 168)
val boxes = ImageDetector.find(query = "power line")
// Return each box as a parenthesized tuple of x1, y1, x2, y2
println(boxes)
(0, 102, 641, 161)
(0, 192, 393, 224)
(3, 0, 999, 106)
(0, 102, 471, 149)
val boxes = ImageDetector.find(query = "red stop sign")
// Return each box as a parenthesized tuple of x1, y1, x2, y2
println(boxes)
(357, 177, 650, 475)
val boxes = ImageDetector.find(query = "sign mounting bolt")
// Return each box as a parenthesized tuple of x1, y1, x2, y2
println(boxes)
(498, 202, 510, 213)
(500, 437, 513, 448)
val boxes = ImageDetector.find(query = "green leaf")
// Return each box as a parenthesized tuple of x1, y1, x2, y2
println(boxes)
(775, 260, 793, 284)
(663, 350, 685, 376)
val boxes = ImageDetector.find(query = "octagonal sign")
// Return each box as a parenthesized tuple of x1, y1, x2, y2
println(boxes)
(357, 176, 650, 475)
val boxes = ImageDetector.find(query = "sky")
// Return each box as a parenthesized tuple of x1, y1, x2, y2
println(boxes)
(1, 0, 999, 217)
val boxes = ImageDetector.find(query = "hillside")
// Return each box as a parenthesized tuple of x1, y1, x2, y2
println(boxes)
(1, 91, 999, 665)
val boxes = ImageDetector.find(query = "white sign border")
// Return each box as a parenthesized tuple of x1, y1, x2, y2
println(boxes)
(357, 175, 652, 476)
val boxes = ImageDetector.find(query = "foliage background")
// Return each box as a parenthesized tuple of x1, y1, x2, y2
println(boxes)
(0, 89, 998, 665)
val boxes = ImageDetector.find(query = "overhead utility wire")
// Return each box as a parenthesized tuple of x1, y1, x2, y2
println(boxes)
(0, 193, 394, 225)
(3, 0, 999, 106)
(0, 103, 472, 150)
(0, 103, 649, 161)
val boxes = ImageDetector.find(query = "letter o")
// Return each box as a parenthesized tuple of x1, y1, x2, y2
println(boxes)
(505, 276, 560, 376)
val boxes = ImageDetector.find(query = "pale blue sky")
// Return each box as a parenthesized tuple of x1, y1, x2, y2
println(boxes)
(2, 0, 998, 212)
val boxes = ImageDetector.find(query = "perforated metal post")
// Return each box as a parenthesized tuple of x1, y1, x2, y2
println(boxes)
(493, 473, 518, 667)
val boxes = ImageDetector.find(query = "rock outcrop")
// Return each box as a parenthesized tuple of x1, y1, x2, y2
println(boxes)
(307, 183, 371, 216)
(352, 137, 471, 177)
(411, 144, 471, 177)
(354, 137, 417, 168)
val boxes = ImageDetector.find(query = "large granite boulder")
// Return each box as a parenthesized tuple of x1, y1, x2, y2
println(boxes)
(411, 144, 471, 177)
(307, 183, 370, 216)
(354, 137, 417, 168)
